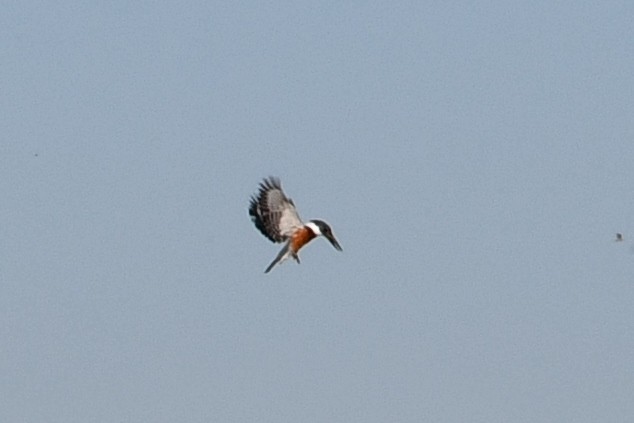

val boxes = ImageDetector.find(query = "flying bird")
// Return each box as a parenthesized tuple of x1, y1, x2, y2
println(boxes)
(249, 177, 342, 273)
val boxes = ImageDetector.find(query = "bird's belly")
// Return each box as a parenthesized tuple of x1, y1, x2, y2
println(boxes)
(290, 227, 316, 252)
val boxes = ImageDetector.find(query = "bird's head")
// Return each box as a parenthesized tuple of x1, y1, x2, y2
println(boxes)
(307, 219, 342, 251)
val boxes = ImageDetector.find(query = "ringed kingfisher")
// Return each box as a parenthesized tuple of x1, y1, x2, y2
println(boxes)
(249, 177, 342, 273)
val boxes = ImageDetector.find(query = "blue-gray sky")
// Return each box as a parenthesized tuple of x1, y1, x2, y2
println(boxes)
(2, 2, 633, 422)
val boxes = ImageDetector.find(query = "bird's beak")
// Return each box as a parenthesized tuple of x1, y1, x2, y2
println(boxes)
(326, 233, 342, 251)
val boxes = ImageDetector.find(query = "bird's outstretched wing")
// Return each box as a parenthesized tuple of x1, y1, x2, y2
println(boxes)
(249, 177, 303, 243)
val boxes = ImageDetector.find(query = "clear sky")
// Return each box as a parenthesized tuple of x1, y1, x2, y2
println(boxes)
(2, 2, 633, 422)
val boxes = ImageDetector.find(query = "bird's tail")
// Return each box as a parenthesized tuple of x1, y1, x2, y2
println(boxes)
(265, 243, 291, 273)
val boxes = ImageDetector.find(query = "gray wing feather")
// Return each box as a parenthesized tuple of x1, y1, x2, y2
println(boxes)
(249, 177, 303, 243)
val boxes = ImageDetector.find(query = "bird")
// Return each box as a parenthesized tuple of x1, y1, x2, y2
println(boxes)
(249, 177, 342, 273)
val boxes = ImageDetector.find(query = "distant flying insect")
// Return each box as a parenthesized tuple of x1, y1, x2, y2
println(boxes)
(249, 177, 342, 273)
(616, 233, 623, 242)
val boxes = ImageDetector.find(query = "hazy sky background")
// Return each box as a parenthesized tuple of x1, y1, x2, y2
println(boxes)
(2, 2, 633, 422)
